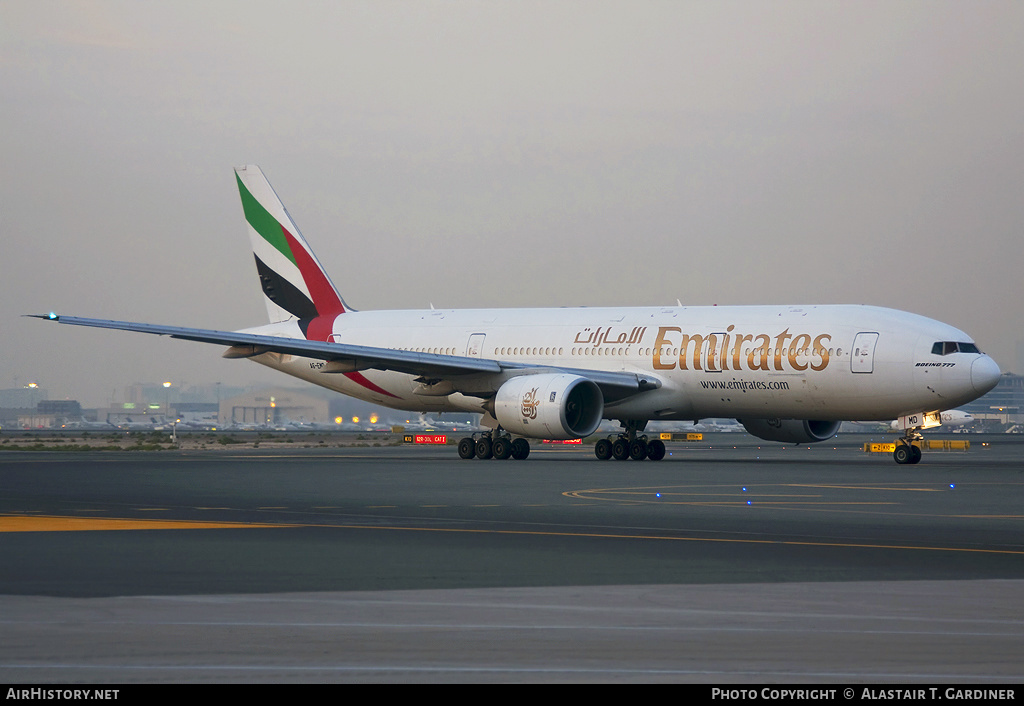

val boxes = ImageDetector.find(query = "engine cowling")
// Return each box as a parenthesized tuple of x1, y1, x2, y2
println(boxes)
(738, 418, 841, 444)
(494, 374, 603, 440)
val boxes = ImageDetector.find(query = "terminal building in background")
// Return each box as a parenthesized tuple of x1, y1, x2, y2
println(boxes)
(3, 373, 1022, 432)
(219, 388, 329, 428)
(961, 373, 1023, 428)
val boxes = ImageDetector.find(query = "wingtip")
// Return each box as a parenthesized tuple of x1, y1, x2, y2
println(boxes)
(25, 312, 60, 321)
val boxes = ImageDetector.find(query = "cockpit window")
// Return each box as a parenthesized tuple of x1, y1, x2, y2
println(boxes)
(931, 341, 980, 355)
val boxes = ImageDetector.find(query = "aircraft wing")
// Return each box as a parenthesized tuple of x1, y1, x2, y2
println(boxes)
(28, 314, 659, 399)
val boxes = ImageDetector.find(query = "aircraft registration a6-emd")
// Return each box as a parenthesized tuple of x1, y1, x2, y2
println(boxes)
(32, 166, 1001, 464)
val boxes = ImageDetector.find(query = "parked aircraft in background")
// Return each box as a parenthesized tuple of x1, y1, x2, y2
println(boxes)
(891, 409, 974, 432)
(32, 166, 1001, 464)
(62, 418, 118, 430)
(688, 419, 746, 433)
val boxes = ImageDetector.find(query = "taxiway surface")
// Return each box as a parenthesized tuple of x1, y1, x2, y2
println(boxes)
(2, 435, 1022, 682)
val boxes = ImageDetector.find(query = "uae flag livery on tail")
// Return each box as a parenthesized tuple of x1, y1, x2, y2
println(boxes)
(235, 167, 395, 399)
(235, 165, 348, 341)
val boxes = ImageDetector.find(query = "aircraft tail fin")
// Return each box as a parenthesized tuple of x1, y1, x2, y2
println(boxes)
(235, 165, 349, 323)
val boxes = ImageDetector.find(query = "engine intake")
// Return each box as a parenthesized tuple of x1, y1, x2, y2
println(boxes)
(738, 418, 841, 444)
(494, 374, 603, 440)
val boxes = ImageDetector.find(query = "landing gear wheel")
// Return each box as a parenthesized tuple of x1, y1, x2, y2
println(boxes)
(893, 444, 911, 465)
(595, 438, 613, 460)
(629, 439, 649, 461)
(909, 445, 922, 464)
(475, 437, 493, 460)
(492, 437, 512, 460)
(511, 438, 530, 460)
(612, 439, 630, 461)
(457, 437, 476, 459)
(646, 439, 666, 461)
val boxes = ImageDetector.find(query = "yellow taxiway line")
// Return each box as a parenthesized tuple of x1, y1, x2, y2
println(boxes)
(0, 515, 286, 532)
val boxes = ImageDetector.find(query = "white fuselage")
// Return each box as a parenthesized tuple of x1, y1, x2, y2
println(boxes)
(243, 303, 999, 424)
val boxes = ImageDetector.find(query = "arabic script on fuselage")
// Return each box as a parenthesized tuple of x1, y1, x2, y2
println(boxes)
(571, 325, 833, 373)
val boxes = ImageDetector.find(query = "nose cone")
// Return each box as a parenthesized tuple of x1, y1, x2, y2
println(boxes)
(971, 356, 1001, 394)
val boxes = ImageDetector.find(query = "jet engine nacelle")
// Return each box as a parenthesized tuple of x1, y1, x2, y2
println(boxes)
(739, 418, 841, 444)
(494, 374, 603, 440)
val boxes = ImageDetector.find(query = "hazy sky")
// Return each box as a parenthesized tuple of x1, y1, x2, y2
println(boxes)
(3, 1, 1023, 407)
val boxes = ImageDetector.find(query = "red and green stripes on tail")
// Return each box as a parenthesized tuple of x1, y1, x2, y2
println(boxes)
(236, 171, 346, 322)
(235, 166, 395, 399)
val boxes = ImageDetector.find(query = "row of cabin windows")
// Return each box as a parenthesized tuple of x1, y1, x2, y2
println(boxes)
(405, 342, 980, 359)
(495, 347, 565, 357)
(488, 347, 841, 358)
(401, 345, 856, 359)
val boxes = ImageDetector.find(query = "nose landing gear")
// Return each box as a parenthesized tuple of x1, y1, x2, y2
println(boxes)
(891, 412, 945, 464)
(893, 435, 923, 465)
(891, 412, 940, 464)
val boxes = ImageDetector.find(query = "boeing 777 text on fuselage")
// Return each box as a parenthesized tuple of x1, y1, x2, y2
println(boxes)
(31, 166, 1001, 464)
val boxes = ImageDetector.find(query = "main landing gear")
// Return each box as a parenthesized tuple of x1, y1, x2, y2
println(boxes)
(594, 420, 666, 461)
(458, 431, 530, 460)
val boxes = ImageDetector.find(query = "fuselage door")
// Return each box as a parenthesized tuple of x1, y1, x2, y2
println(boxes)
(851, 332, 879, 373)
(700, 332, 728, 372)
(466, 333, 486, 358)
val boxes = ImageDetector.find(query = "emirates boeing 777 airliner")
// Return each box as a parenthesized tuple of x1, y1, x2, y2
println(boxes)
(32, 166, 1001, 464)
